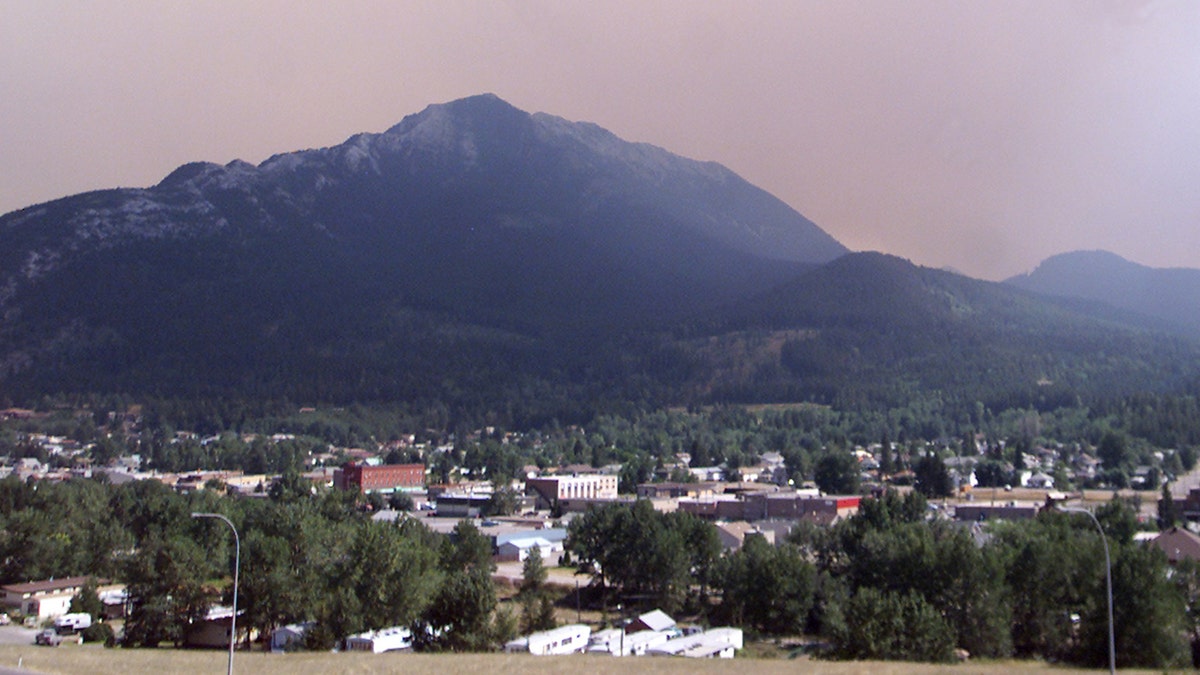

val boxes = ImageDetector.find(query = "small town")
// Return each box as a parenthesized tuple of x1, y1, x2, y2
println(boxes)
(5, 3, 1200, 672)
(0, 402, 1197, 671)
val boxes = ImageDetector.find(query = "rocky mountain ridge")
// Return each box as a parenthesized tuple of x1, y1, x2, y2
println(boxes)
(0, 96, 1196, 416)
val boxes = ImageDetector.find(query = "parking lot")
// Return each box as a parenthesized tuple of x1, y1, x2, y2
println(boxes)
(0, 624, 39, 646)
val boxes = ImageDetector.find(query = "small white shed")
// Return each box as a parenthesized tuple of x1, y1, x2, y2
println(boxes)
(270, 622, 314, 652)
(495, 536, 563, 562)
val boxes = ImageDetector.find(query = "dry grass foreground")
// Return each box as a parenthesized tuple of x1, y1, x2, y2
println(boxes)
(0, 644, 1182, 675)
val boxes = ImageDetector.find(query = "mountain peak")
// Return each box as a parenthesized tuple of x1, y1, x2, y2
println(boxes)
(383, 93, 529, 146)
(1017, 250, 1138, 277)
(1006, 250, 1145, 289)
(1007, 249, 1200, 337)
(0, 94, 855, 398)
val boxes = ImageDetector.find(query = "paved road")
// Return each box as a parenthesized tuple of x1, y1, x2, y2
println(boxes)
(0, 631, 36, 673)
(494, 561, 587, 588)
(0, 626, 38, 647)
(0, 626, 45, 673)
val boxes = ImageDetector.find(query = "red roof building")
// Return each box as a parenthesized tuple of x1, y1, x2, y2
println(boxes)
(1151, 527, 1200, 564)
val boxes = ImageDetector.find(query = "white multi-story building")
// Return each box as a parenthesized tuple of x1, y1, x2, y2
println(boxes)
(525, 475, 618, 508)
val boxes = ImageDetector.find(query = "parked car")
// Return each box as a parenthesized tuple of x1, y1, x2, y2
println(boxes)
(35, 629, 62, 646)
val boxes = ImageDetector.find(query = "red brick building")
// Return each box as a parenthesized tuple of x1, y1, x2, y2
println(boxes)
(679, 492, 860, 523)
(334, 463, 425, 494)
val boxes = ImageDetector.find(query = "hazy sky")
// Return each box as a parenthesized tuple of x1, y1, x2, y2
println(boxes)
(3, 1, 1198, 280)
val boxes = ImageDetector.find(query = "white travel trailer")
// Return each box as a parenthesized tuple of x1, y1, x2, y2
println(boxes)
(505, 624, 591, 655)
(53, 613, 92, 633)
(700, 626, 743, 650)
(585, 626, 671, 656)
(619, 630, 671, 656)
(585, 628, 623, 654)
(344, 626, 413, 653)
(646, 627, 743, 658)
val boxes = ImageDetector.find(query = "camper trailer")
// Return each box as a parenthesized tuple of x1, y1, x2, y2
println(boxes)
(53, 613, 92, 634)
(505, 624, 591, 655)
(344, 626, 413, 653)
(646, 627, 743, 659)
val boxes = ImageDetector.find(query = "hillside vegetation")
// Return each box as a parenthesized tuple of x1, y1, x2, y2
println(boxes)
(1, 98, 1197, 428)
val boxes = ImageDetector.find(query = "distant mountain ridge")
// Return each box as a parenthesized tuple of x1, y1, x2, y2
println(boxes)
(689, 251, 1200, 406)
(1005, 250, 1200, 337)
(0, 96, 1197, 415)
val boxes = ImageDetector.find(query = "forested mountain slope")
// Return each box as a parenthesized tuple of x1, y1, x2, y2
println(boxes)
(693, 252, 1200, 412)
(0, 97, 1197, 421)
(0, 95, 843, 404)
(1006, 250, 1200, 338)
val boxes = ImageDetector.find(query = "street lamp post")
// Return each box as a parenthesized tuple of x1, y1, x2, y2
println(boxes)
(1059, 505, 1115, 675)
(616, 603, 624, 657)
(192, 512, 240, 675)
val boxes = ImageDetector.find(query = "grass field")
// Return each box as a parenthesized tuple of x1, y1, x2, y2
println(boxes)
(0, 644, 1173, 675)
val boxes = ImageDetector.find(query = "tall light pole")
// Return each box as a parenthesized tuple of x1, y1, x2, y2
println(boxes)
(1059, 505, 1115, 675)
(616, 603, 624, 657)
(192, 512, 240, 675)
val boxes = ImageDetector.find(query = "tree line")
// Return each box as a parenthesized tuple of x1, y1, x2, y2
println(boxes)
(1, 473, 1198, 667)
(6, 390, 1199, 497)
(567, 493, 1198, 668)
(0, 476, 514, 651)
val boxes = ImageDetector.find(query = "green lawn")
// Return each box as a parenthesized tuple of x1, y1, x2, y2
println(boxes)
(0, 644, 1161, 675)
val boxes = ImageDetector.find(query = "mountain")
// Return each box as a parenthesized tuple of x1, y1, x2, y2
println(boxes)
(688, 252, 1200, 409)
(1, 96, 1198, 419)
(1005, 251, 1200, 337)
(0, 94, 845, 403)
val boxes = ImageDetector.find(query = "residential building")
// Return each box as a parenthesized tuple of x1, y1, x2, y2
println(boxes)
(714, 521, 775, 551)
(1173, 487, 1200, 521)
(270, 622, 314, 652)
(1151, 527, 1200, 564)
(183, 606, 255, 648)
(1, 577, 124, 620)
